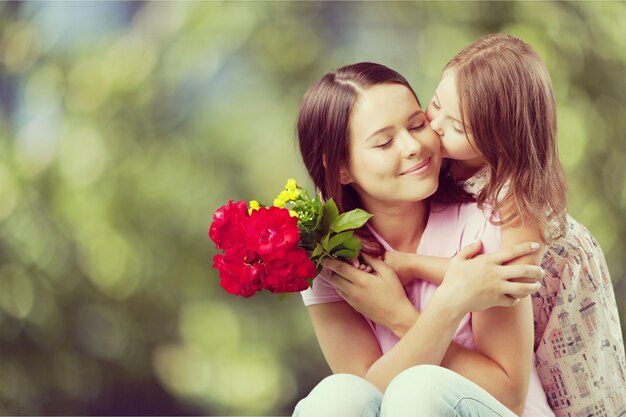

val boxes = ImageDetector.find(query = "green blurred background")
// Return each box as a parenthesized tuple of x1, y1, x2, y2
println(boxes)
(0, 1, 624, 415)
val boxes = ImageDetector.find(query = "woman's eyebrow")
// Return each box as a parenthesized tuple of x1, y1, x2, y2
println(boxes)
(365, 125, 394, 142)
(407, 110, 424, 120)
(365, 109, 425, 142)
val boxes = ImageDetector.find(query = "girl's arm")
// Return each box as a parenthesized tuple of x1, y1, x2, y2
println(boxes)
(383, 251, 449, 285)
(384, 240, 543, 286)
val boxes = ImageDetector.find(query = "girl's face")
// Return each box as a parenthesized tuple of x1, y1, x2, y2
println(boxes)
(425, 70, 482, 163)
(341, 83, 441, 209)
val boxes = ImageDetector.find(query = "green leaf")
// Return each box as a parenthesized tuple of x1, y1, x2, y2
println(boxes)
(320, 199, 339, 234)
(333, 248, 358, 259)
(342, 236, 362, 252)
(331, 209, 373, 233)
(327, 231, 353, 251)
(321, 232, 331, 251)
(278, 293, 290, 301)
(311, 243, 324, 258)
(312, 197, 323, 229)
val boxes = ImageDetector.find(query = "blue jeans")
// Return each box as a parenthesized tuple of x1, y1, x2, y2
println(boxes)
(293, 365, 518, 417)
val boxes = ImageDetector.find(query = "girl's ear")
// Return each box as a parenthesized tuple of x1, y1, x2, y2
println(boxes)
(339, 164, 353, 185)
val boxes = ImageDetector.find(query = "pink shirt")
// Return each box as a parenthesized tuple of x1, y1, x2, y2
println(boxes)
(301, 202, 554, 416)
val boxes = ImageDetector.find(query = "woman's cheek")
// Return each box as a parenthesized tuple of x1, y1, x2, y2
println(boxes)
(439, 135, 455, 157)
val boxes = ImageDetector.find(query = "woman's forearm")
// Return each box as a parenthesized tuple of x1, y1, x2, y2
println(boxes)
(383, 302, 525, 410)
(440, 342, 527, 415)
(363, 294, 529, 415)
(323, 248, 534, 408)
(364, 290, 464, 391)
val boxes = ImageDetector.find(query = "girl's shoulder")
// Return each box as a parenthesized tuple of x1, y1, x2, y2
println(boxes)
(456, 166, 490, 196)
(457, 166, 510, 202)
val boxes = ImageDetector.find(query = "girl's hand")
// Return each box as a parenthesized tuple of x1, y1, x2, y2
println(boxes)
(349, 257, 373, 274)
(382, 251, 420, 285)
(323, 255, 417, 337)
(436, 240, 544, 314)
(383, 240, 545, 288)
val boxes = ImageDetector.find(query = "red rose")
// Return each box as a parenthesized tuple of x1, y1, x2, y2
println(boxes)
(263, 247, 316, 293)
(210, 201, 318, 297)
(209, 200, 248, 250)
(213, 245, 264, 298)
(246, 206, 300, 261)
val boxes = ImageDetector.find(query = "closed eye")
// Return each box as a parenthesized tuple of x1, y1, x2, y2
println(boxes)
(452, 123, 465, 134)
(409, 122, 425, 131)
(376, 138, 393, 149)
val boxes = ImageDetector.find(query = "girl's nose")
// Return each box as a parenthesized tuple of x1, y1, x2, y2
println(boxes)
(429, 115, 444, 136)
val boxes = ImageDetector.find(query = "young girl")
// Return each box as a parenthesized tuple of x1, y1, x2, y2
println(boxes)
(293, 62, 553, 416)
(360, 34, 625, 415)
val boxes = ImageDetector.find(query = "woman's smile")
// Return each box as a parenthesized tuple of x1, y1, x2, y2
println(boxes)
(400, 157, 432, 176)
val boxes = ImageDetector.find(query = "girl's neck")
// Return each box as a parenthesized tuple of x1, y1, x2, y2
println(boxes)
(366, 200, 429, 253)
(449, 157, 486, 181)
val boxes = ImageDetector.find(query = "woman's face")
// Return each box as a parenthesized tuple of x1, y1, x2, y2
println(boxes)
(341, 83, 441, 209)
(425, 69, 482, 162)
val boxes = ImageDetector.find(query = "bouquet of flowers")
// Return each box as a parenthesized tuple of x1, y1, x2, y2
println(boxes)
(209, 178, 372, 298)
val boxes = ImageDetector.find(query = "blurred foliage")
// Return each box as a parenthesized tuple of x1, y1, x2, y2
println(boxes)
(0, 1, 624, 415)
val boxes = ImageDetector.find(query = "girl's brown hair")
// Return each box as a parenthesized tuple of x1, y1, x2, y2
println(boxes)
(445, 34, 567, 240)
(297, 62, 421, 256)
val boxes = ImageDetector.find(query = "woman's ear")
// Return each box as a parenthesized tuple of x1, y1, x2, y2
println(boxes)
(339, 164, 353, 185)
(323, 154, 353, 184)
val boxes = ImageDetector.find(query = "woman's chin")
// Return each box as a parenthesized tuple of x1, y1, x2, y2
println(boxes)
(402, 181, 439, 202)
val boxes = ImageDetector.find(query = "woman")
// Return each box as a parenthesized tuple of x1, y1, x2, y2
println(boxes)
(293, 62, 552, 416)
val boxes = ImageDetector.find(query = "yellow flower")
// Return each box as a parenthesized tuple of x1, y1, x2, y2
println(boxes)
(248, 200, 260, 215)
(273, 197, 285, 208)
(279, 190, 291, 202)
(288, 190, 300, 200)
(285, 178, 297, 191)
(289, 210, 298, 218)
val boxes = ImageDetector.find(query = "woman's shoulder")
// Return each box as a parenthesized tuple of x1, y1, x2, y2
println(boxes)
(430, 200, 493, 223)
(457, 202, 501, 254)
(425, 201, 500, 255)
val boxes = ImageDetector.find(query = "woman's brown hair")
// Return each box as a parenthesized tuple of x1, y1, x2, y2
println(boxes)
(297, 62, 421, 256)
(445, 34, 568, 240)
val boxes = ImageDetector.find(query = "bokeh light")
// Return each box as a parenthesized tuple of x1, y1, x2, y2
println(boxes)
(0, 1, 624, 415)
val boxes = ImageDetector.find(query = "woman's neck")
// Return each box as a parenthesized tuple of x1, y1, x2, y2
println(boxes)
(366, 200, 429, 253)
(449, 157, 486, 181)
